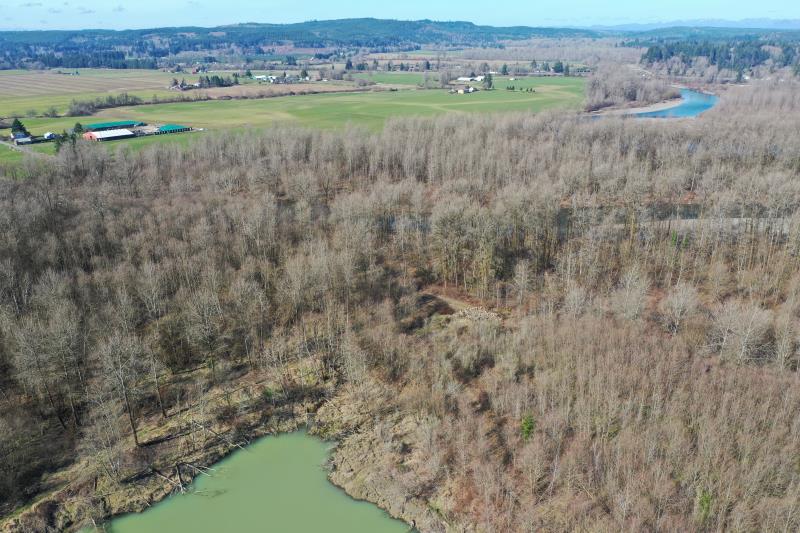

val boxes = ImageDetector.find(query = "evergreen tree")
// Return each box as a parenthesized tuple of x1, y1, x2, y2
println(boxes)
(11, 118, 29, 136)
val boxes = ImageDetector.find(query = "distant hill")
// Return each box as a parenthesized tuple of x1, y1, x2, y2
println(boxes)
(0, 19, 605, 69)
(1, 18, 798, 71)
(0, 18, 599, 49)
(593, 19, 800, 32)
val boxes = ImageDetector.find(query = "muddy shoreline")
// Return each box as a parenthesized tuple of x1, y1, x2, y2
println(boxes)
(0, 379, 430, 533)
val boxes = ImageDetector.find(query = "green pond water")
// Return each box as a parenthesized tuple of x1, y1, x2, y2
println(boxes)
(89, 432, 410, 533)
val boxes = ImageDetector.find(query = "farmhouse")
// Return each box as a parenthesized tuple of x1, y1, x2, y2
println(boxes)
(82, 129, 136, 142)
(85, 121, 145, 132)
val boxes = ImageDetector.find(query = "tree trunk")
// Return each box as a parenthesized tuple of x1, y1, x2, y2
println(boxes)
(43, 380, 67, 430)
(123, 387, 140, 447)
(151, 359, 167, 419)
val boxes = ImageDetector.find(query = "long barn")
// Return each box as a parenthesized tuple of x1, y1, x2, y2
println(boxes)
(83, 129, 136, 142)
(85, 120, 144, 132)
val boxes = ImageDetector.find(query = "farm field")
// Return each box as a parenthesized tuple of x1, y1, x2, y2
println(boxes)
(1, 76, 584, 169)
(21, 76, 584, 135)
(0, 69, 183, 117)
(352, 72, 439, 85)
(0, 68, 279, 118)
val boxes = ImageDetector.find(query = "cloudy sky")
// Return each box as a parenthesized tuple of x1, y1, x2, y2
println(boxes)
(3, 0, 799, 30)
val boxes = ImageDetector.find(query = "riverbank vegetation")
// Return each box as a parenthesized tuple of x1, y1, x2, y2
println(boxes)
(584, 64, 680, 111)
(637, 35, 800, 82)
(1, 82, 800, 531)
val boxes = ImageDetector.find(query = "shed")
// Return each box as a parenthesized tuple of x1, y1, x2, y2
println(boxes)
(157, 124, 191, 134)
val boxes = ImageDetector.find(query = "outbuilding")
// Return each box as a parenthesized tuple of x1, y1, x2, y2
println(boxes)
(85, 121, 144, 132)
(82, 128, 136, 142)
(157, 124, 191, 135)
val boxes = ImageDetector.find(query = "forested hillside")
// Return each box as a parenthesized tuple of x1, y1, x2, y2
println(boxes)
(1, 81, 799, 532)
(0, 19, 597, 69)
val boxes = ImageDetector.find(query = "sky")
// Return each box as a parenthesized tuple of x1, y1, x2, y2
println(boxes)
(2, 0, 799, 31)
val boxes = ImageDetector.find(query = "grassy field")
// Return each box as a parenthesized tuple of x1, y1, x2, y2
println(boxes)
(2, 77, 585, 166)
(0, 69, 184, 117)
(0, 144, 25, 164)
(18, 77, 583, 135)
(351, 72, 438, 86)
(0, 68, 272, 118)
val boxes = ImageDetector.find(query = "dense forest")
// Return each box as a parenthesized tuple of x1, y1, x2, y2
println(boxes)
(1, 81, 799, 532)
(641, 39, 799, 72)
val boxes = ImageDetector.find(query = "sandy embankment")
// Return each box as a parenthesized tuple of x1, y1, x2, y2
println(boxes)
(589, 96, 684, 117)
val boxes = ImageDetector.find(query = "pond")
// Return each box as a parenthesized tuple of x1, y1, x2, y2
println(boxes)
(87, 432, 410, 533)
(634, 88, 718, 118)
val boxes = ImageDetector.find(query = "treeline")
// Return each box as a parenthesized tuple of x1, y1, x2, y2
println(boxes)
(0, 19, 599, 70)
(31, 52, 157, 70)
(641, 38, 800, 75)
(66, 93, 144, 116)
(585, 64, 680, 111)
(2, 84, 800, 531)
(197, 74, 238, 88)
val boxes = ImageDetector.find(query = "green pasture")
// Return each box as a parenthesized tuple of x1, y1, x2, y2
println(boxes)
(0, 144, 24, 164)
(26, 77, 583, 132)
(352, 72, 438, 86)
(3, 77, 584, 167)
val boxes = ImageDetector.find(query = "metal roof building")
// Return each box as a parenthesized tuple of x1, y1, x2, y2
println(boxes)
(85, 121, 144, 132)
(157, 124, 191, 134)
(83, 129, 136, 142)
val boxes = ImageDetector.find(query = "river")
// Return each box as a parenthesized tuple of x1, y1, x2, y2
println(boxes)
(634, 88, 718, 118)
(84, 432, 410, 533)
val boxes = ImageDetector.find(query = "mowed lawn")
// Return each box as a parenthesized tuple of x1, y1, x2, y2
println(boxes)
(25, 77, 584, 133)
